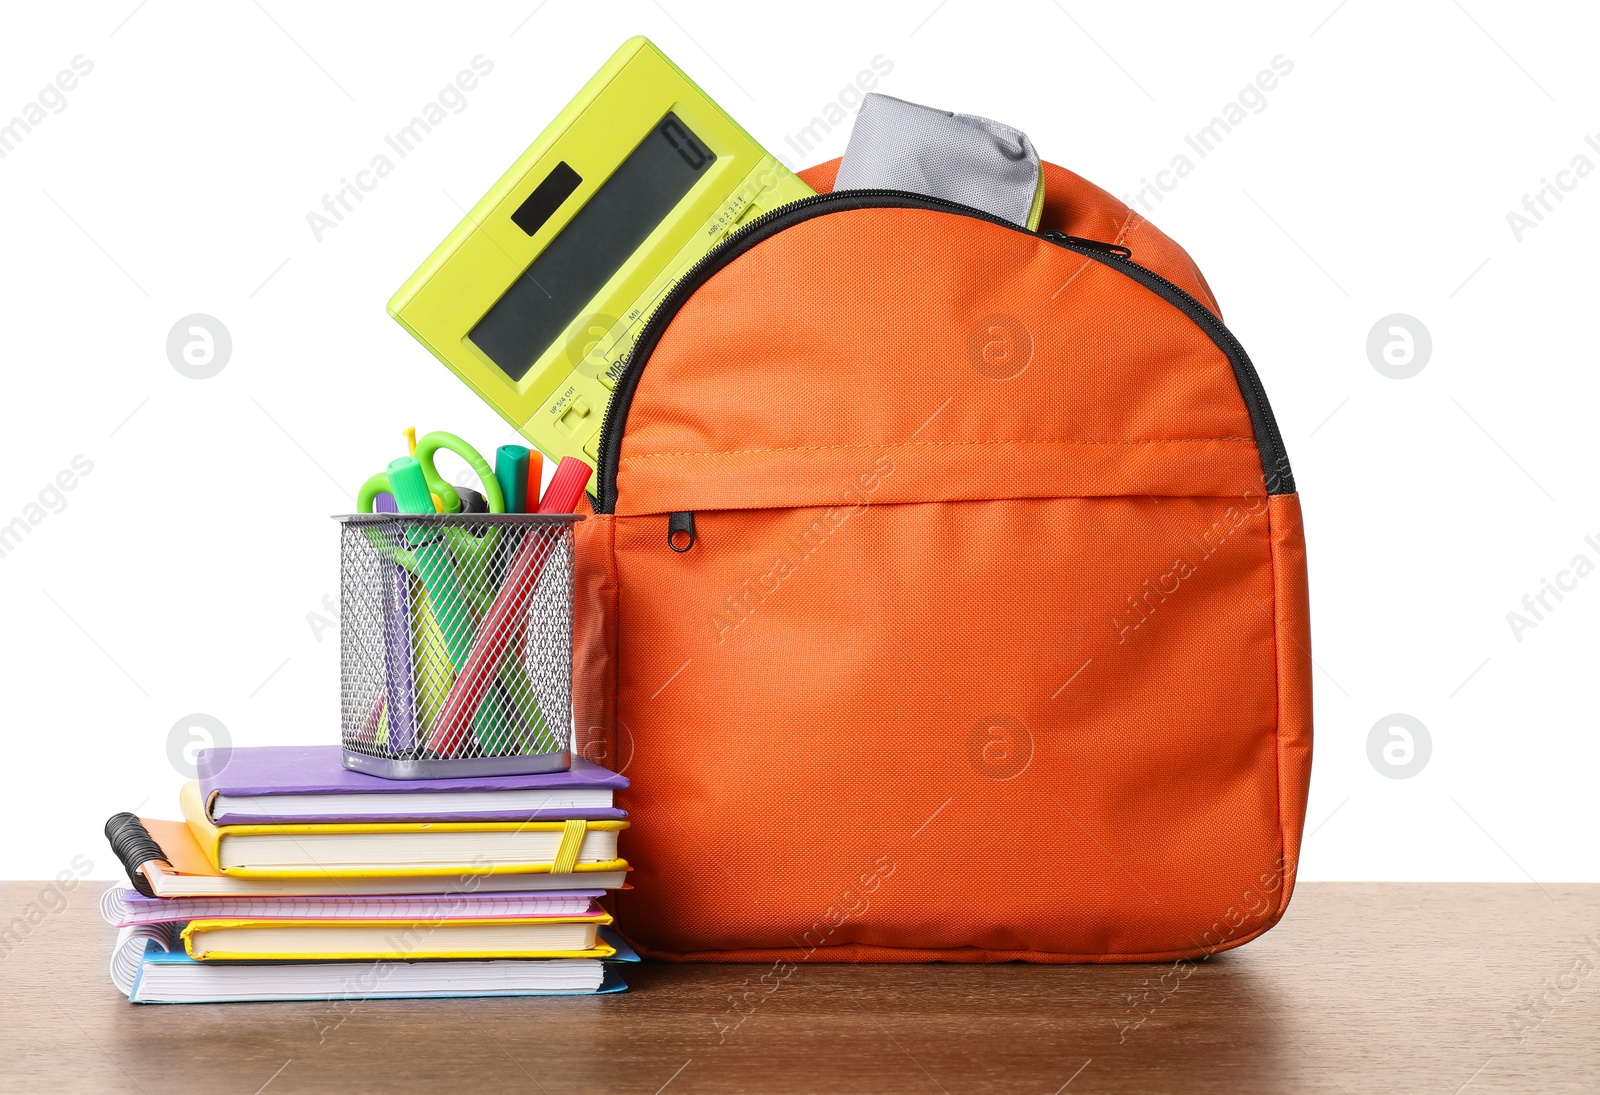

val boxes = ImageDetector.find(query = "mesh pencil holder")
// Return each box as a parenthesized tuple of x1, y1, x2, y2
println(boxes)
(336, 512, 580, 779)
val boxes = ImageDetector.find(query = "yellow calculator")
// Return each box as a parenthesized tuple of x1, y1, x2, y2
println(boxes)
(388, 36, 815, 475)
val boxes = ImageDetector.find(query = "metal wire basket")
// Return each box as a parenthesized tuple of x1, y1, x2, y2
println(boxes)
(337, 512, 579, 779)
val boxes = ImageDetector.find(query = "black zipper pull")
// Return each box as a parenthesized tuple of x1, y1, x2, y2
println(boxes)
(667, 511, 696, 553)
(1040, 230, 1132, 260)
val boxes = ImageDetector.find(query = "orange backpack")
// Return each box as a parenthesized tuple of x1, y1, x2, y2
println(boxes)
(572, 159, 1311, 963)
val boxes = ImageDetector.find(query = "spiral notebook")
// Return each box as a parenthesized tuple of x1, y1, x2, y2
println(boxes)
(100, 886, 605, 926)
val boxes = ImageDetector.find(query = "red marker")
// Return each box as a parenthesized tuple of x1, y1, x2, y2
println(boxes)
(426, 458, 591, 756)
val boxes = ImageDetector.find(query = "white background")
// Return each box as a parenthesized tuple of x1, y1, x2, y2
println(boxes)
(0, 0, 1594, 882)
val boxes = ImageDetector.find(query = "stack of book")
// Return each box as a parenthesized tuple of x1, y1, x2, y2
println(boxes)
(102, 745, 633, 1003)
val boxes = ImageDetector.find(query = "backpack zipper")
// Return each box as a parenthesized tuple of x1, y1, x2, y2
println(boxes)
(594, 189, 1293, 514)
(1037, 230, 1292, 495)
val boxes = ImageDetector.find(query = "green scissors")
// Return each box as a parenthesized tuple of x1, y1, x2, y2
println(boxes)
(358, 430, 505, 514)
(359, 431, 505, 607)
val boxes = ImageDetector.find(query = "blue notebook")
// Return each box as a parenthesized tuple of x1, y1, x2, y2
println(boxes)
(113, 924, 630, 1003)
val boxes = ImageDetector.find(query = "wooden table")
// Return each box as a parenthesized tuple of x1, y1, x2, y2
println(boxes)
(4, 882, 1596, 1093)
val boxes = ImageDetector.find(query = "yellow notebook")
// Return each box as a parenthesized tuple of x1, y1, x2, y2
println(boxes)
(120, 817, 628, 897)
(179, 913, 616, 961)
(179, 781, 629, 879)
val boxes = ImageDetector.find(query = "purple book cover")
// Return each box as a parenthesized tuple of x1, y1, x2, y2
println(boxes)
(105, 888, 607, 926)
(196, 745, 627, 825)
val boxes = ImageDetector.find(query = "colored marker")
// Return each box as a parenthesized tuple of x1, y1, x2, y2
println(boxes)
(388, 457, 477, 672)
(525, 449, 545, 510)
(491, 444, 549, 751)
(426, 458, 590, 756)
(495, 445, 531, 514)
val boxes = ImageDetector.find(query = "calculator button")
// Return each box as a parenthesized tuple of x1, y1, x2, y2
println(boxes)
(557, 397, 593, 434)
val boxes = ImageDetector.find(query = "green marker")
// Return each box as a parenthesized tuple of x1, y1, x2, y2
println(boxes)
(384, 457, 520, 752)
(387, 458, 473, 665)
(495, 445, 531, 515)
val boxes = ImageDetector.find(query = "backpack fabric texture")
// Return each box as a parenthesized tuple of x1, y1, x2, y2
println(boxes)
(571, 158, 1312, 963)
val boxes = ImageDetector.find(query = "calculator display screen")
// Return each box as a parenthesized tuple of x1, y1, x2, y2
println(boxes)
(469, 112, 714, 381)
